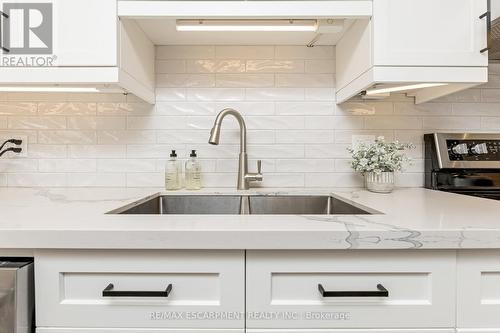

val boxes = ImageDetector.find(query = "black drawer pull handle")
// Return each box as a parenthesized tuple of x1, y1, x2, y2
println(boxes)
(102, 283, 172, 297)
(318, 283, 389, 297)
(479, 0, 491, 53)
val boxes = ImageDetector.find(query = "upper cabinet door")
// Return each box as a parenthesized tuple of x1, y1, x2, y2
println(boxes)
(0, 0, 117, 67)
(373, 0, 488, 67)
(53, 0, 117, 66)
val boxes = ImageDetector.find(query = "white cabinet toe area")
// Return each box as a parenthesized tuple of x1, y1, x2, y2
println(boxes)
(33, 249, 500, 332)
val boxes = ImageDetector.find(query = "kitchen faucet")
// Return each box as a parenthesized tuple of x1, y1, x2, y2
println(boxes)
(208, 108, 263, 190)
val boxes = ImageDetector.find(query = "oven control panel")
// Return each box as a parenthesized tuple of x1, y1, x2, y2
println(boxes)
(447, 139, 500, 161)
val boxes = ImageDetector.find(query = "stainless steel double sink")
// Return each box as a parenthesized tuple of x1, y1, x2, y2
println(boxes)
(108, 194, 374, 215)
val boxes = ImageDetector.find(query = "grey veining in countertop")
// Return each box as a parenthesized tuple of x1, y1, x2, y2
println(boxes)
(1, 187, 500, 250)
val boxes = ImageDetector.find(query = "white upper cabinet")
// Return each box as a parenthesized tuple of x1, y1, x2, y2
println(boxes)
(0, 0, 154, 103)
(52, 0, 117, 67)
(373, 0, 488, 67)
(0, 0, 117, 67)
(336, 0, 489, 104)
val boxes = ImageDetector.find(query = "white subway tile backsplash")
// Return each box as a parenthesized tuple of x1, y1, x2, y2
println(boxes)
(155, 88, 187, 101)
(67, 173, 126, 187)
(0, 102, 37, 115)
(334, 130, 394, 143)
(39, 159, 96, 172)
(38, 130, 96, 144)
(7, 173, 67, 187)
(97, 159, 157, 173)
(156, 74, 215, 88)
(423, 116, 480, 130)
(305, 144, 351, 159)
(304, 88, 336, 101)
(276, 102, 335, 116)
(276, 159, 335, 172)
(337, 102, 393, 116)
(68, 145, 126, 158)
(186, 88, 245, 101)
(276, 74, 334, 88)
(482, 89, 500, 102)
(38, 103, 96, 115)
(156, 102, 215, 116)
(97, 130, 155, 144)
(305, 173, 363, 187)
(0, 159, 38, 173)
(156, 45, 215, 59)
(98, 103, 154, 116)
(275, 46, 334, 59)
(246, 60, 304, 73)
(480, 117, 500, 130)
(305, 116, 364, 130)
(305, 59, 336, 74)
(126, 172, 164, 187)
(127, 116, 186, 130)
(213, 102, 274, 116)
(156, 60, 186, 74)
(453, 103, 500, 116)
(66, 116, 97, 130)
(216, 74, 274, 88)
(216, 46, 274, 59)
(127, 144, 184, 159)
(28, 144, 67, 158)
(8, 116, 66, 129)
(434, 89, 481, 103)
(0, 46, 498, 188)
(365, 116, 423, 129)
(394, 102, 452, 116)
(187, 60, 245, 73)
(246, 88, 304, 101)
(246, 116, 304, 130)
(276, 130, 334, 144)
(260, 173, 305, 187)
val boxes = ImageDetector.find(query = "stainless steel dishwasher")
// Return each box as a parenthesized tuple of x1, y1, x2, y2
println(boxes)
(0, 258, 34, 333)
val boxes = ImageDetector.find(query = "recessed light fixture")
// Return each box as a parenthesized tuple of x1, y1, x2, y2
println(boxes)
(364, 83, 448, 96)
(176, 19, 318, 32)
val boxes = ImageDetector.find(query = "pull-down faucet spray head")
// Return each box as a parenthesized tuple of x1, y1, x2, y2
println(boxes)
(208, 124, 221, 145)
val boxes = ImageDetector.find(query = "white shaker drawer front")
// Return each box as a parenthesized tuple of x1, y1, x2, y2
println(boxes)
(248, 328, 456, 333)
(35, 250, 244, 329)
(246, 251, 456, 329)
(457, 251, 500, 329)
(37, 329, 244, 333)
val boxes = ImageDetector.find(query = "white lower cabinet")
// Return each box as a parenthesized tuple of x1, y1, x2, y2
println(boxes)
(37, 249, 500, 332)
(247, 330, 455, 333)
(35, 250, 245, 331)
(246, 250, 456, 329)
(36, 327, 242, 333)
(457, 251, 500, 331)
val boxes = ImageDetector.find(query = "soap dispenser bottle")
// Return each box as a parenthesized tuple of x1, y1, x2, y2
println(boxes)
(185, 150, 202, 190)
(165, 150, 181, 190)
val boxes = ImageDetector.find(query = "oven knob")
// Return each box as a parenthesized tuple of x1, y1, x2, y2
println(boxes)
(452, 143, 469, 155)
(471, 143, 488, 155)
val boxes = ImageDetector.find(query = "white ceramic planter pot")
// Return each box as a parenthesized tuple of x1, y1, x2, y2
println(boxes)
(365, 171, 395, 193)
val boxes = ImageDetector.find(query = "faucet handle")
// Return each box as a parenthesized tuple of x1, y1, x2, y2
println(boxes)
(257, 160, 262, 174)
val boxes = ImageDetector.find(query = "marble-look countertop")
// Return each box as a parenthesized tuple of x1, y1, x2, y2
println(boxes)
(0, 187, 500, 250)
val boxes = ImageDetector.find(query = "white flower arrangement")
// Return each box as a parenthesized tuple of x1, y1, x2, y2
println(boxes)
(347, 137, 415, 174)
